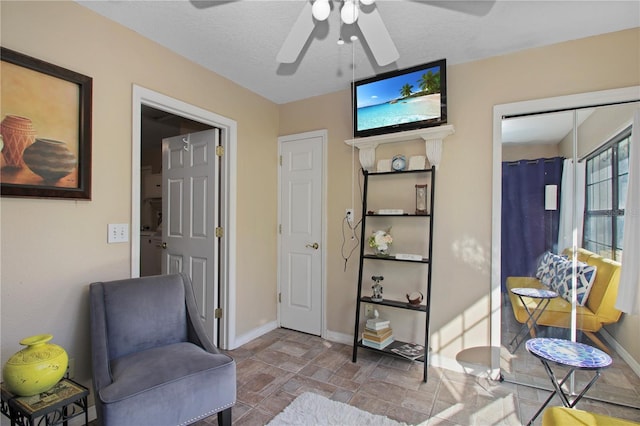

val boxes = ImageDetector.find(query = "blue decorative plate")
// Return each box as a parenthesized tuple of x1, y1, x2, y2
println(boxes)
(526, 338, 612, 369)
(511, 287, 558, 299)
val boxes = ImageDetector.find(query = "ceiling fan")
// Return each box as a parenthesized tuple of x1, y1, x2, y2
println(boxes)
(276, 0, 399, 66)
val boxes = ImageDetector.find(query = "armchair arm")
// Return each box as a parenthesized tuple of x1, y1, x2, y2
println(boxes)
(180, 273, 220, 354)
(89, 282, 113, 393)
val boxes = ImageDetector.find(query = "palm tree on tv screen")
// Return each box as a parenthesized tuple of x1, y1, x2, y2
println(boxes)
(418, 70, 440, 95)
(400, 83, 413, 98)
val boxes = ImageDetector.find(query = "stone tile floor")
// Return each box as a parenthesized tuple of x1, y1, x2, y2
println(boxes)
(192, 327, 640, 425)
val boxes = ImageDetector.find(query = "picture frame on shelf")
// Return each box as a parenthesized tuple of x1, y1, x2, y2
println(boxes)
(1, 47, 92, 199)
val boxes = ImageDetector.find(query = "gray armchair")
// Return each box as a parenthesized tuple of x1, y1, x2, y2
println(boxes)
(89, 273, 235, 426)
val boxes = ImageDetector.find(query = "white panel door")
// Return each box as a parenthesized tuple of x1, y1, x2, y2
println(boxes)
(162, 129, 220, 343)
(279, 133, 324, 335)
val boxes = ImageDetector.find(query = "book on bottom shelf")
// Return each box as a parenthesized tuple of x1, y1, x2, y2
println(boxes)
(366, 317, 390, 331)
(390, 343, 425, 360)
(362, 327, 392, 342)
(362, 336, 394, 349)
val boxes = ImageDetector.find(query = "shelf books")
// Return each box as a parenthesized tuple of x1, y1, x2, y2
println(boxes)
(366, 317, 390, 331)
(362, 327, 392, 342)
(362, 323, 393, 349)
(362, 337, 393, 349)
(391, 343, 425, 360)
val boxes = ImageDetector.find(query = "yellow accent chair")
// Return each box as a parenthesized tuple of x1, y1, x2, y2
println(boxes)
(506, 248, 622, 353)
(542, 407, 639, 425)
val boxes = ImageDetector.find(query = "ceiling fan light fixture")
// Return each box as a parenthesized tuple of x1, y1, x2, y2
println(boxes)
(311, 0, 331, 21)
(359, 0, 375, 5)
(341, 0, 359, 25)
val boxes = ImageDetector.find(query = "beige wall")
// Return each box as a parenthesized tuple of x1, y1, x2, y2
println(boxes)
(1, 0, 639, 401)
(280, 28, 640, 366)
(502, 144, 560, 162)
(572, 102, 638, 158)
(1, 1, 279, 391)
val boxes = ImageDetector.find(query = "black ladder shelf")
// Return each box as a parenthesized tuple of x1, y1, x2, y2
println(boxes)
(351, 166, 435, 383)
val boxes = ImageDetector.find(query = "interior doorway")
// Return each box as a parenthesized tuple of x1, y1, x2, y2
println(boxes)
(131, 85, 238, 349)
(139, 106, 213, 277)
(278, 130, 327, 337)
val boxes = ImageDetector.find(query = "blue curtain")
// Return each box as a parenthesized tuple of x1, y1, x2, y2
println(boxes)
(501, 157, 564, 291)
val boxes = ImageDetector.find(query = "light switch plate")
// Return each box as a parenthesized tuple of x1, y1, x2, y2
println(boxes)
(108, 223, 129, 243)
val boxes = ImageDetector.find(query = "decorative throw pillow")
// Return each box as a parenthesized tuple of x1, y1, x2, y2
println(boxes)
(553, 259, 597, 306)
(536, 251, 565, 288)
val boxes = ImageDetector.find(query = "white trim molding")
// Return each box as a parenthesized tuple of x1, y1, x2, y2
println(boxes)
(344, 125, 455, 170)
(131, 85, 237, 350)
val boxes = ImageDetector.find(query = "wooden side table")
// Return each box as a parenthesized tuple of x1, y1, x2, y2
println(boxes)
(525, 337, 612, 426)
(509, 287, 558, 353)
(1, 379, 89, 426)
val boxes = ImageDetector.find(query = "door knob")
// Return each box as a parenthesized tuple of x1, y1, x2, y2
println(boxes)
(161, 242, 167, 249)
(306, 242, 319, 250)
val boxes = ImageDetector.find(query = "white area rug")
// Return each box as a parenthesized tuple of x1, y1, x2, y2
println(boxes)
(267, 392, 407, 426)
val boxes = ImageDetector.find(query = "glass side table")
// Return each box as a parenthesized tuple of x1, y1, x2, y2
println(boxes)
(509, 287, 558, 353)
(1, 379, 89, 426)
(525, 337, 612, 426)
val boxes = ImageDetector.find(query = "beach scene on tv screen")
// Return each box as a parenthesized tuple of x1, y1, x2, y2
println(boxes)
(356, 65, 442, 131)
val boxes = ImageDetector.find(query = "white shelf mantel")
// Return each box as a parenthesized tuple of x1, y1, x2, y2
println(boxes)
(344, 124, 455, 171)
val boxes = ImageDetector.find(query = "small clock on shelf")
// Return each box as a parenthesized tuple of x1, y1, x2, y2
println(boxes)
(391, 155, 406, 171)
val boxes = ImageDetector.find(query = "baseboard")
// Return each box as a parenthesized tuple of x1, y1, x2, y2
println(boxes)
(232, 320, 279, 349)
(431, 353, 493, 378)
(600, 328, 640, 378)
(323, 329, 493, 379)
(324, 329, 352, 345)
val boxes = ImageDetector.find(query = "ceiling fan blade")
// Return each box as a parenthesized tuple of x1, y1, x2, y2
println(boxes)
(415, 1, 496, 17)
(276, 1, 315, 63)
(357, 5, 399, 66)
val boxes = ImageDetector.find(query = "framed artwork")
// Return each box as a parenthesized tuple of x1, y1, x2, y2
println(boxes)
(1, 47, 92, 199)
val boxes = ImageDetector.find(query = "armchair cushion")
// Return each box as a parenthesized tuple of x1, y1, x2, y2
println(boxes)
(542, 407, 639, 425)
(101, 275, 188, 360)
(102, 342, 233, 404)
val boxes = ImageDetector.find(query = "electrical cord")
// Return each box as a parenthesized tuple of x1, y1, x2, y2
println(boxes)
(342, 37, 367, 272)
(341, 213, 361, 272)
(341, 168, 366, 271)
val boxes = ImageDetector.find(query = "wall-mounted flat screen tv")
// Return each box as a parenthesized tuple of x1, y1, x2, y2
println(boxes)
(353, 58, 447, 138)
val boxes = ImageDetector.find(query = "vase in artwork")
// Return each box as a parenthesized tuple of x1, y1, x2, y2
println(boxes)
(0, 115, 37, 168)
(23, 138, 77, 182)
(2, 334, 68, 396)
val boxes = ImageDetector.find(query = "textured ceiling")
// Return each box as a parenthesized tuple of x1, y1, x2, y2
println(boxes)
(502, 110, 593, 146)
(77, 1, 639, 105)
